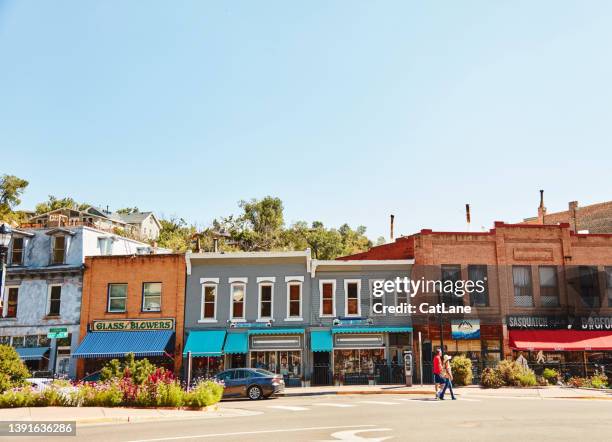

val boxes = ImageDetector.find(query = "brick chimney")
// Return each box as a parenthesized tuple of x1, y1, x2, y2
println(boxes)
(568, 201, 578, 231)
(390, 215, 395, 241)
(537, 190, 546, 224)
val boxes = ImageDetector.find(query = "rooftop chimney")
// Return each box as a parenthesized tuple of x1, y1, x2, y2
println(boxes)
(465, 204, 471, 231)
(537, 190, 546, 224)
(390, 214, 395, 241)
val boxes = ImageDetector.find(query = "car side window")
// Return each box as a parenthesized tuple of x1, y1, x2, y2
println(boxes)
(235, 370, 250, 380)
(217, 371, 234, 381)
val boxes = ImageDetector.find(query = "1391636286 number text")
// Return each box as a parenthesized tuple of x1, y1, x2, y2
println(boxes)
(0, 421, 76, 436)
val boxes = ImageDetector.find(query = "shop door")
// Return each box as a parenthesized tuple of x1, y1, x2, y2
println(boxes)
(422, 342, 433, 384)
(312, 352, 332, 386)
(229, 354, 246, 369)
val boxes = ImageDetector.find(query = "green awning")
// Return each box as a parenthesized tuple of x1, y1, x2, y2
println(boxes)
(16, 347, 50, 361)
(224, 333, 248, 354)
(247, 328, 305, 336)
(311, 330, 333, 352)
(332, 326, 412, 334)
(183, 330, 226, 357)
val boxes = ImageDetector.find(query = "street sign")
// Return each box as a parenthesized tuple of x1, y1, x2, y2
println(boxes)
(48, 327, 68, 339)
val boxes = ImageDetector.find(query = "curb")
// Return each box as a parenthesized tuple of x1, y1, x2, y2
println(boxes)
(282, 389, 434, 397)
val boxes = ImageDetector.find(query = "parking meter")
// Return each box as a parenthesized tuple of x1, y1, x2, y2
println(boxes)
(403, 350, 413, 386)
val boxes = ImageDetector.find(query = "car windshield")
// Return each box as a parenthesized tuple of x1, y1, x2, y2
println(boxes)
(253, 369, 276, 377)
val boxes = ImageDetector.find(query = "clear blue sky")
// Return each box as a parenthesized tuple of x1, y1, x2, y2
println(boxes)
(1, 1, 610, 240)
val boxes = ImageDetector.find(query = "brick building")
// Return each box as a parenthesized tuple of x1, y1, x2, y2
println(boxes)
(341, 222, 612, 382)
(75, 254, 185, 378)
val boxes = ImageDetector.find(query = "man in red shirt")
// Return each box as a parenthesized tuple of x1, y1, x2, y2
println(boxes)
(433, 348, 444, 399)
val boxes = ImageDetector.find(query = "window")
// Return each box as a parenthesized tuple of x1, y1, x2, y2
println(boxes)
(6, 287, 18, 318)
(47, 285, 62, 316)
(52, 236, 66, 265)
(513, 266, 533, 307)
(345, 280, 361, 316)
(468, 265, 489, 307)
(108, 283, 128, 312)
(12, 336, 24, 348)
(395, 281, 409, 314)
(142, 282, 162, 312)
(441, 265, 463, 306)
(578, 266, 600, 307)
(25, 335, 38, 347)
(539, 266, 559, 307)
(287, 283, 302, 319)
(11, 237, 24, 265)
(606, 267, 612, 307)
(259, 283, 273, 319)
(201, 284, 217, 320)
(320, 281, 335, 317)
(370, 280, 384, 316)
(231, 283, 246, 319)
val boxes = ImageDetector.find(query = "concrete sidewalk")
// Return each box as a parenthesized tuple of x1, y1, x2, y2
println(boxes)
(0, 405, 258, 426)
(283, 384, 612, 399)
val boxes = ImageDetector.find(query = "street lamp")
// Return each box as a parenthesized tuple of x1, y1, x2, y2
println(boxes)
(0, 223, 13, 309)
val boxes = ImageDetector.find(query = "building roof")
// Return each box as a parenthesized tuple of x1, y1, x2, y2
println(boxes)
(113, 212, 161, 229)
(521, 200, 612, 233)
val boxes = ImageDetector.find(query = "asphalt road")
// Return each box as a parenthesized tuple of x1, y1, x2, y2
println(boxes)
(18, 393, 612, 442)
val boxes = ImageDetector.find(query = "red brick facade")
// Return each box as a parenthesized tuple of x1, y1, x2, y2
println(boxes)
(78, 254, 186, 378)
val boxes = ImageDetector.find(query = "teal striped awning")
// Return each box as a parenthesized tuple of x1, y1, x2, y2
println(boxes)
(183, 330, 226, 357)
(247, 328, 305, 336)
(16, 347, 50, 361)
(332, 326, 412, 334)
(73, 331, 174, 359)
(224, 333, 248, 354)
(311, 330, 333, 352)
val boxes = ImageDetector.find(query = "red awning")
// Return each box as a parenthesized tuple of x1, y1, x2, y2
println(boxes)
(509, 330, 612, 351)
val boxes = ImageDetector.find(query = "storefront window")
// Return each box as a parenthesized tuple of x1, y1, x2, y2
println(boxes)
(0, 336, 10, 345)
(38, 335, 50, 347)
(193, 356, 224, 379)
(12, 336, 24, 348)
(25, 335, 38, 347)
(333, 349, 385, 375)
(250, 351, 302, 377)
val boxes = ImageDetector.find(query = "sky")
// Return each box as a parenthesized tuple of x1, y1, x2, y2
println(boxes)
(1, 1, 611, 241)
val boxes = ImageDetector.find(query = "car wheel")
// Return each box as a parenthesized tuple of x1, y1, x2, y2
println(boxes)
(247, 385, 263, 400)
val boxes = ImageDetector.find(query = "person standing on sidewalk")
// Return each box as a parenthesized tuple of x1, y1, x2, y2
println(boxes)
(433, 348, 444, 399)
(439, 354, 456, 400)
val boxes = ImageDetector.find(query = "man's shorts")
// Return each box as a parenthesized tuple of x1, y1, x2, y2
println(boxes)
(434, 373, 445, 384)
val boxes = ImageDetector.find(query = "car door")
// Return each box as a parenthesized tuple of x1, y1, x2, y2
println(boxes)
(230, 369, 251, 397)
(216, 370, 236, 397)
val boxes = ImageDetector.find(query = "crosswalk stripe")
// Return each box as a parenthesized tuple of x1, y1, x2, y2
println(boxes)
(267, 405, 309, 411)
(357, 400, 401, 405)
(313, 403, 356, 408)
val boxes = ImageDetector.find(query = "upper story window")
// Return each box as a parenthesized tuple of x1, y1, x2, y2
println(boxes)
(370, 279, 384, 316)
(258, 283, 273, 320)
(51, 235, 66, 265)
(513, 266, 534, 307)
(108, 283, 128, 312)
(5, 287, 19, 318)
(578, 266, 600, 308)
(539, 266, 559, 307)
(142, 282, 161, 312)
(468, 265, 489, 307)
(605, 267, 612, 307)
(231, 283, 246, 320)
(345, 280, 361, 317)
(10, 237, 24, 266)
(287, 280, 302, 319)
(441, 265, 463, 306)
(320, 280, 335, 317)
(201, 284, 217, 320)
(395, 282, 409, 314)
(47, 285, 62, 316)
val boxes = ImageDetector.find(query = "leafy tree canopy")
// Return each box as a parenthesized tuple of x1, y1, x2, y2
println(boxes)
(0, 175, 29, 222)
(116, 207, 140, 215)
(35, 195, 90, 214)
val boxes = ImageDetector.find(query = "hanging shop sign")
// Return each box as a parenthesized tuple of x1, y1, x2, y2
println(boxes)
(451, 319, 480, 339)
(574, 316, 612, 331)
(230, 321, 272, 328)
(333, 318, 374, 326)
(250, 335, 302, 350)
(507, 316, 568, 330)
(92, 318, 175, 332)
(334, 333, 384, 348)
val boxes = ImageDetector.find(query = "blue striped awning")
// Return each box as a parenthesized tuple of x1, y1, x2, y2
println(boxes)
(332, 326, 412, 334)
(183, 330, 226, 357)
(72, 331, 174, 359)
(223, 333, 248, 354)
(247, 328, 305, 336)
(16, 347, 50, 361)
(311, 330, 333, 352)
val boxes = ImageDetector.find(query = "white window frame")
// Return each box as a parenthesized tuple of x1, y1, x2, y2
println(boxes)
(395, 280, 409, 316)
(285, 276, 304, 321)
(199, 282, 218, 323)
(142, 282, 162, 312)
(9, 236, 26, 266)
(319, 279, 336, 317)
(230, 282, 247, 322)
(344, 279, 362, 317)
(47, 284, 62, 317)
(370, 279, 385, 316)
(2, 285, 19, 318)
(50, 235, 67, 265)
(257, 281, 274, 321)
(107, 283, 128, 313)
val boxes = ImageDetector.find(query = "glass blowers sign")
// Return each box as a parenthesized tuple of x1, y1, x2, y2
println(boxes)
(92, 318, 175, 331)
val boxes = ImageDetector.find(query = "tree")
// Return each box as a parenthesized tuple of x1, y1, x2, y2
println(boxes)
(156, 217, 197, 252)
(116, 207, 140, 215)
(35, 195, 89, 214)
(0, 345, 30, 393)
(0, 174, 29, 221)
(285, 221, 372, 259)
(225, 197, 285, 251)
(375, 236, 386, 246)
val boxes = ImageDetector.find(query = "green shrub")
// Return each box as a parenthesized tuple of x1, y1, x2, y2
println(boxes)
(542, 368, 559, 385)
(480, 368, 504, 388)
(100, 353, 157, 385)
(156, 381, 184, 407)
(0, 346, 31, 393)
(588, 374, 608, 389)
(78, 382, 123, 407)
(516, 371, 537, 387)
(184, 380, 223, 409)
(450, 355, 473, 386)
(496, 360, 524, 386)
(0, 387, 39, 408)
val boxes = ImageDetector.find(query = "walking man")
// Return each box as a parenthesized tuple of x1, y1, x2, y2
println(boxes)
(433, 348, 444, 399)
